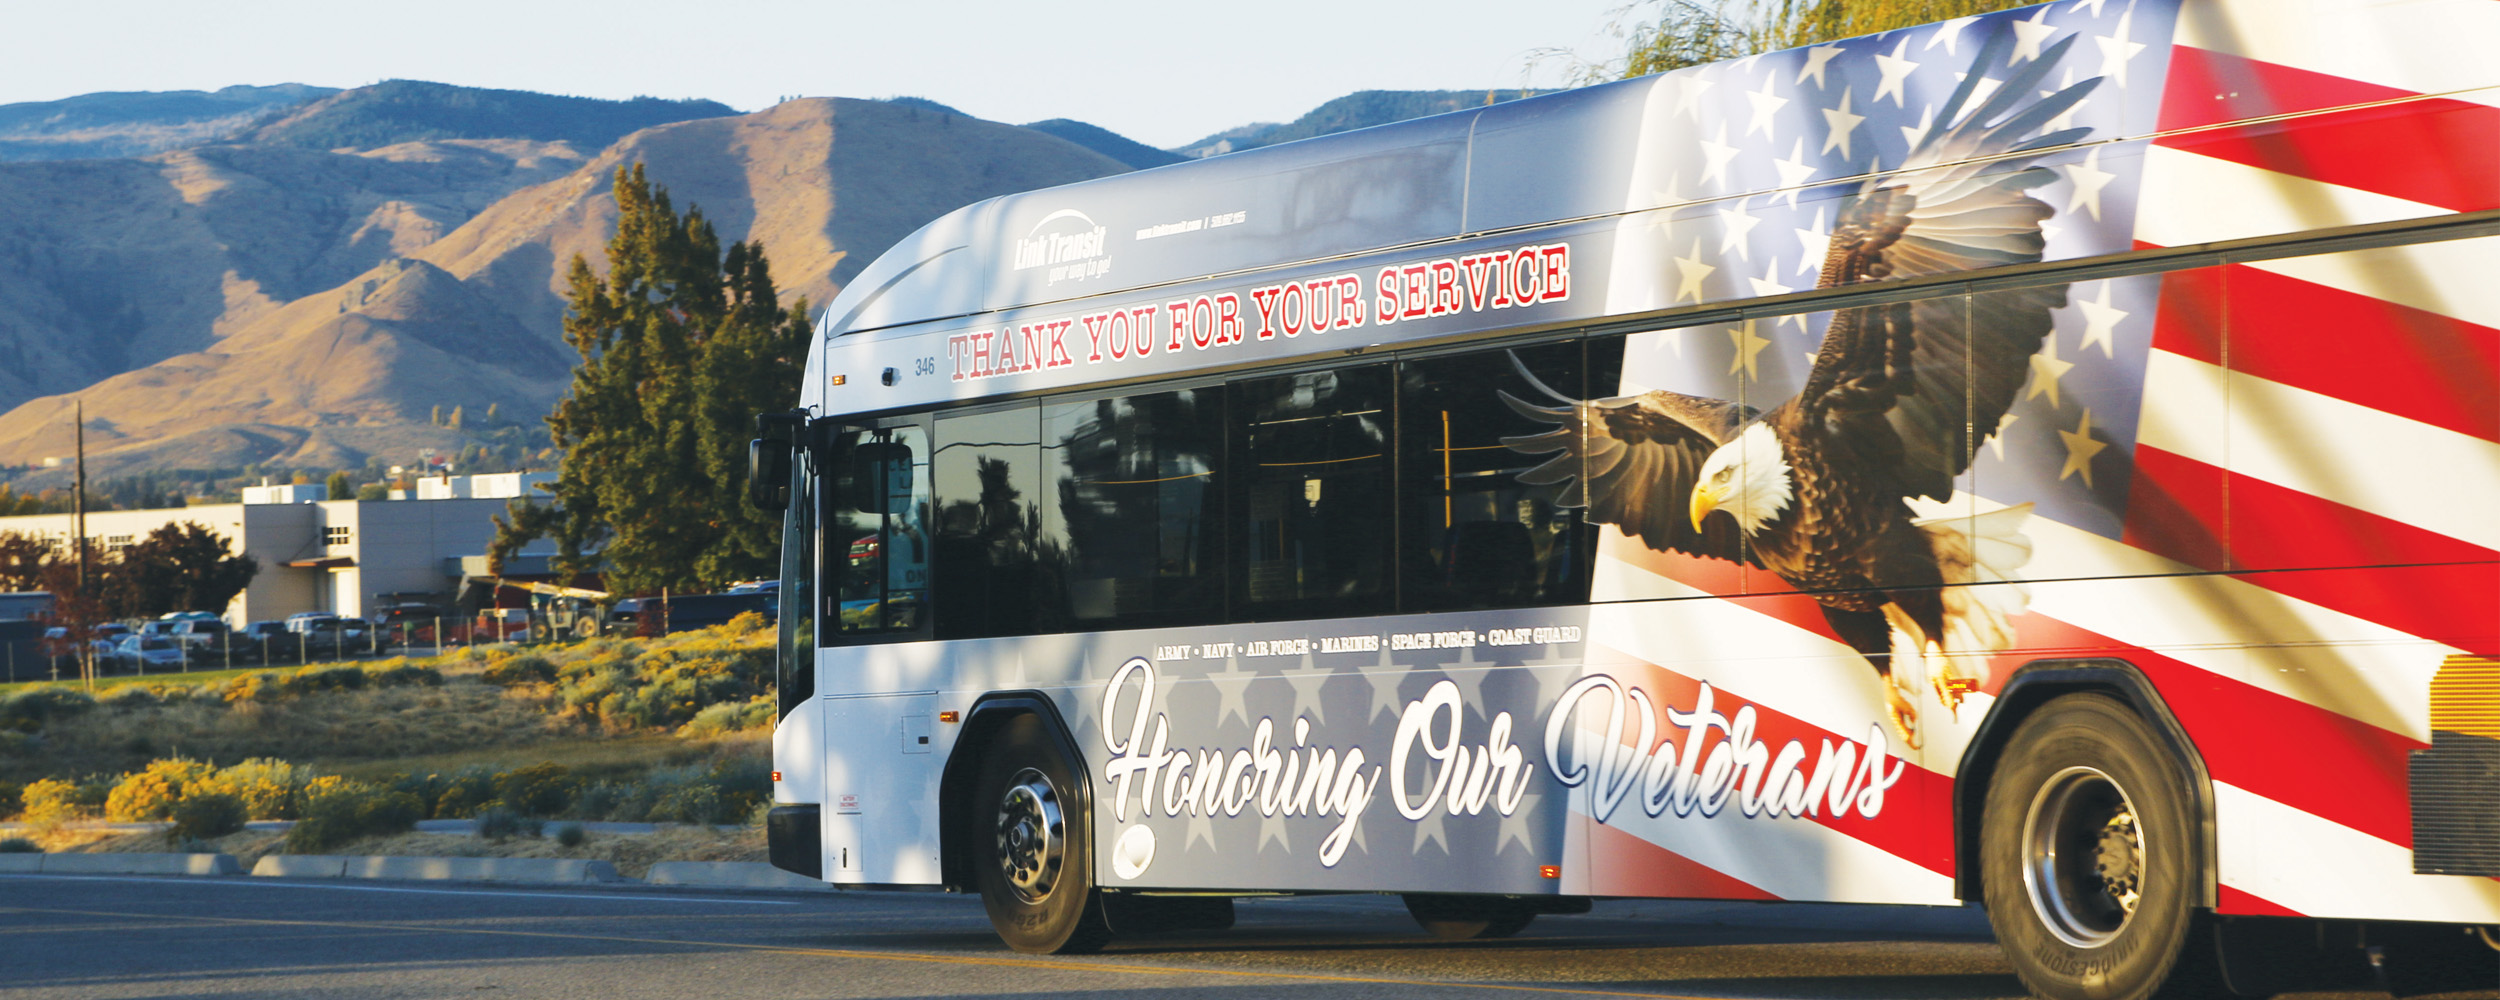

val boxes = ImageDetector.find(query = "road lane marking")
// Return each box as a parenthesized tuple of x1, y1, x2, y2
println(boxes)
(0, 904, 1727, 999)
(0, 874, 801, 905)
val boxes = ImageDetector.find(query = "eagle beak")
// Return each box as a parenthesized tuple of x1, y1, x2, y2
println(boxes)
(1690, 483, 1722, 532)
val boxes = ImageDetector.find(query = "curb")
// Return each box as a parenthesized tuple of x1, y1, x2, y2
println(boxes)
(645, 861, 829, 891)
(250, 855, 625, 883)
(0, 852, 240, 876)
(3, 853, 811, 891)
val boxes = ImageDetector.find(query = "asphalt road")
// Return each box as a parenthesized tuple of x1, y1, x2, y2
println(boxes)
(0, 874, 2410, 999)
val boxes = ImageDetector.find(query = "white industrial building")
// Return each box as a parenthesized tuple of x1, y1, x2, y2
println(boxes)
(0, 473, 564, 625)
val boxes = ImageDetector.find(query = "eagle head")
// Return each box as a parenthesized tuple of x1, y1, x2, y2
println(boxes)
(1690, 422, 1795, 536)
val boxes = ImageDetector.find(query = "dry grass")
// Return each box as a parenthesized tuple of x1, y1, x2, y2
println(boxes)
(1, 677, 568, 785)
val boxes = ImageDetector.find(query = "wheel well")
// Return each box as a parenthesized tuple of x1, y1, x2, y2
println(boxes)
(1952, 659, 2217, 907)
(937, 692, 1091, 893)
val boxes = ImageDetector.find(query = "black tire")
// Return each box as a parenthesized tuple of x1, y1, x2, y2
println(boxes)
(970, 714, 1111, 955)
(1982, 693, 2216, 1000)
(1403, 894, 1536, 940)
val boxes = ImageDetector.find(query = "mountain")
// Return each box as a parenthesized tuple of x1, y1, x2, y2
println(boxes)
(0, 98, 1132, 479)
(1020, 119, 1186, 170)
(0, 84, 336, 162)
(1171, 89, 1537, 158)
(243, 81, 735, 151)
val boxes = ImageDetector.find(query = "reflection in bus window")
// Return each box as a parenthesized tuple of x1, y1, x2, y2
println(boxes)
(934, 405, 1043, 639)
(1040, 389, 1224, 630)
(827, 423, 930, 637)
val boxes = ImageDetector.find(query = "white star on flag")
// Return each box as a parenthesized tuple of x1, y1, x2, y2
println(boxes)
(1901, 104, 1936, 150)
(1741, 76, 1790, 144)
(1716, 198, 1762, 258)
(2075, 280, 2129, 357)
(1797, 44, 1843, 88)
(1795, 207, 1830, 277)
(2063, 146, 2115, 220)
(1820, 87, 1865, 158)
(2096, 10, 2147, 87)
(2011, 7, 2058, 63)
(1674, 237, 1716, 303)
(1874, 37, 1921, 107)
(1699, 123, 1741, 187)
(1771, 138, 1817, 207)
(1925, 16, 1977, 54)
(1674, 71, 1716, 120)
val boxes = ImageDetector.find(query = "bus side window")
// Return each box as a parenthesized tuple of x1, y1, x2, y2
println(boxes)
(1398, 343, 1598, 611)
(824, 423, 931, 639)
(776, 437, 816, 711)
(933, 404, 1042, 640)
(1231, 364, 1393, 620)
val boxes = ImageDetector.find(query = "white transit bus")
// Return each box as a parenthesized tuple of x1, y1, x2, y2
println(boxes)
(749, 1, 2500, 995)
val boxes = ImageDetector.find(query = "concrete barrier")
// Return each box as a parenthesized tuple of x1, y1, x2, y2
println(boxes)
(251, 855, 350, 878)
(0, 852, 240, 876)
(251, 854, 623, 884)
(644, 861, 829, 891)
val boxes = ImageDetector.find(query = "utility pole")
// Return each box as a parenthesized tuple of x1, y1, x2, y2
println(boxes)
(73, 400, 91, 692)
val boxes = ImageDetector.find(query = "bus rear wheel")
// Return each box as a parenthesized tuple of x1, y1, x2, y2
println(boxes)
(970, 715, 1111, 955)
(1403, 894, 1536, 940)
(1982, 693, 2214, 1000)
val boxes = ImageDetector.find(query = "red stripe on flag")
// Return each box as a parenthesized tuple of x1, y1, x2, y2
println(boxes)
(2124, 445, 2500, 654)
(2150, 265, 2500, 443)
(1997, 613, 2423, 852)
(2217, 884, 2307, 918)
(1583, 818, 1781, 901)
(2156, 47, 2500, 212)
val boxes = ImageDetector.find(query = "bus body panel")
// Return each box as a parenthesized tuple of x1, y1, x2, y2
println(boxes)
(787, 0, 2500, 929)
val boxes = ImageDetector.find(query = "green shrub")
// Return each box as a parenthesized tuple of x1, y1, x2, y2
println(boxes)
(362, 663, 443, 688)
(0, 687, 97, 731)
(480, 654, 556, 687)
(649, 780, 726, 825)
(99, 685, 162, 710)
(105, 758, 216, 822)
(284, 783, 421, 852)
(0, 836, 36, 852)
(553, 823, 587, 848)
(475, 806, 543, 841)
(492, 762, 579, 817)
(201, 759, 314, 820)
(283, 665, 368, 697)
(679, 695, 774, 737)
(429, 767, 501, 819)
(168, 791, 248, 841)
(21, 778, 85, 825)
(219, 672, 283, 703)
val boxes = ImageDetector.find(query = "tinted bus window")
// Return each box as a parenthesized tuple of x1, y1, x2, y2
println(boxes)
(827, 422, 930, 637)
(1039, 389, 1226, 630)
(1230, 365, 1393, 620)
(1399, 344, 1598, 611)
(934, 404, 1043, 639)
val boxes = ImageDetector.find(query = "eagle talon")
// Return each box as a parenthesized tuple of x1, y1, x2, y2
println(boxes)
(1933, 671, 1980, 718)
(1884, 682, 1923, 751)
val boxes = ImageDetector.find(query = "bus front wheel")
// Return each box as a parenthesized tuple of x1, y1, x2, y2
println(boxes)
(1981, 693, 2215, 1000)
(970, 715, 1111, 955)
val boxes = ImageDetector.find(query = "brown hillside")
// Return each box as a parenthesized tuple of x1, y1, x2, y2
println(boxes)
(0, 99, 1130, 478)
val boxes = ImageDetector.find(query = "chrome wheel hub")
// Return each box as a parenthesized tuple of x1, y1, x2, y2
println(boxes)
(994, 768, 1064, 903)
(2022, 766, 2145, 948)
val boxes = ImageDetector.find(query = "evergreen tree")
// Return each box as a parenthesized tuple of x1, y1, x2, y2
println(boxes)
(492, 163, 809, 593)
(325, 470, 353, 501)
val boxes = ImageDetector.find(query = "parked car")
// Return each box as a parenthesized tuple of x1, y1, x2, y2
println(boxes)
(109, 635, 188, 674)
(240, 620, 299, 664)
(602, 592, 776, 637)
(284, 612, 342, 633)
(167, 619, 242, 660)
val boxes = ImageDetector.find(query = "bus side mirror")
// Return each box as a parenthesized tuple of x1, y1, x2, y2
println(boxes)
(749, 411, 806, 512)
(748, 438, 790, 511)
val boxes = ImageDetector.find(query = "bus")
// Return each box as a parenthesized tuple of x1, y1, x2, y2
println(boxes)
(748, 1, 2500, 995)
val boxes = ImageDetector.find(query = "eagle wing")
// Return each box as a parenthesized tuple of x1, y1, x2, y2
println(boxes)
(1803, 31, 2101, 502)
(1500, 382, 1758, 564)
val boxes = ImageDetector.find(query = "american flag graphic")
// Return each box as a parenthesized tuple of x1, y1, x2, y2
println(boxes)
(1571, 0, 2500, 922)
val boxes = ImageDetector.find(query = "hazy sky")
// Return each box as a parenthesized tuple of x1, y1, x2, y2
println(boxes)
(8, 1, 1634, 148)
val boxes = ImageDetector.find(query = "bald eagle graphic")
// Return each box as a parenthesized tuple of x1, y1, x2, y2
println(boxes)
(1505, 35, 2099, 748)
